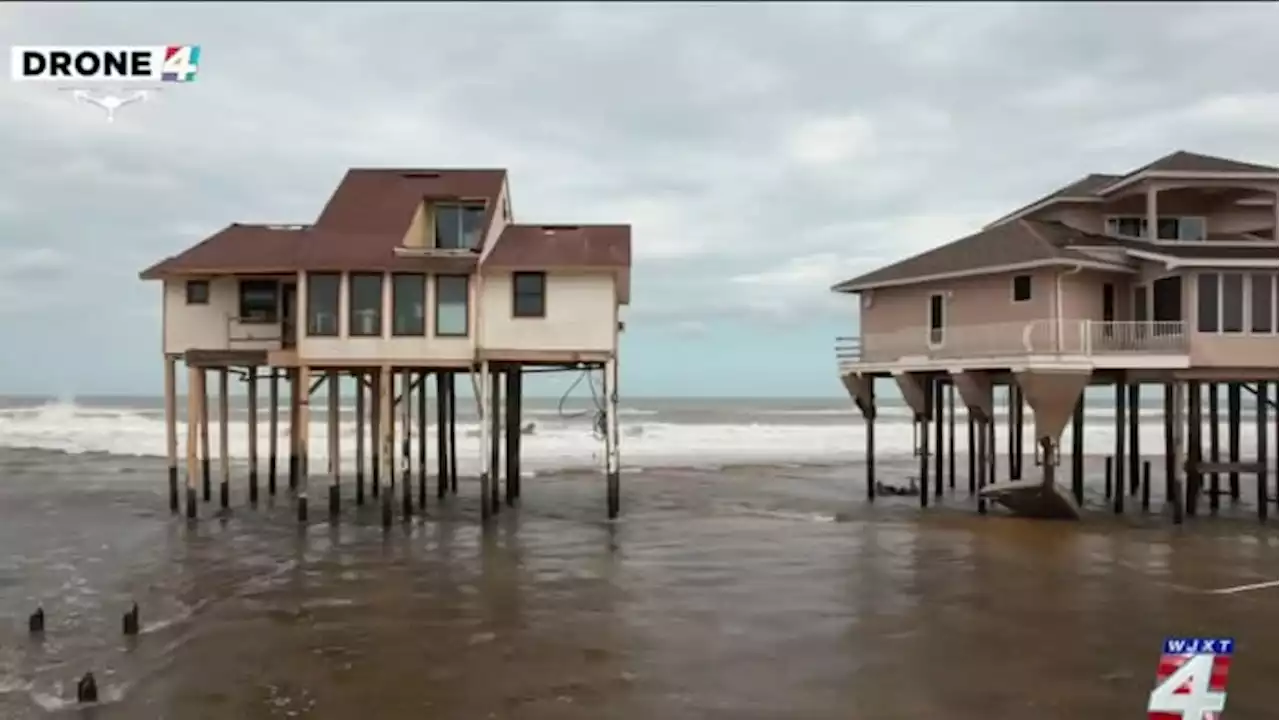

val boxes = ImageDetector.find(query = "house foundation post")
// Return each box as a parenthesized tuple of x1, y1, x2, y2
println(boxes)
(355, 370, 366, 506)
(163, 355, 179, 513)
(296, 365, 311, 523)
(448, 373, 459, 495)
(417, 370, 428, 511)
(1227, 383, 1242, 501)
(1127, 381, 1141, 497)
(1186, 381, 1203, 518)
(198, 368, 211, 502)
(1207, 383, 1220, 512)
(401, 368, 413, 522)
(605, 357, 622, 519)
(435, 371, 448, 499)
(505, 368, 523, 505)
(947, 382, 956, 490)
(1257, 381, 1270, 523)
(966, 414, 976, 495)
(288, 368, 300, 492)
(268, 370, 279, 497)
(489, 366, 502, 515)
(1113, 379, 1126, 515)
(371, 368, 381, 500)
(478, 362, 493, 522)
(1070, 395, 1085, 506)
(378, 366, 394, 529)
(932, 378, 944, 498)
(1009, 384, 1023, 481)
(327, 370, 341, 520)
(840, 373, 876, 501)
(247, 366, 259, 505)
(218, 368, 230, 510)
(185, 363, 200, 520)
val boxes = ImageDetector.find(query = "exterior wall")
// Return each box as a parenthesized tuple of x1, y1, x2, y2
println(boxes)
(1184, 268, 1279, 369)
(162, 276, 284, 354)
(479, 271, 617, 352)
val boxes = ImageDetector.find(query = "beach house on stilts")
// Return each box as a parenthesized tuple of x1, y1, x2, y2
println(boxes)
(832, 151, 1278, 522)
(139, 168, 632, 526)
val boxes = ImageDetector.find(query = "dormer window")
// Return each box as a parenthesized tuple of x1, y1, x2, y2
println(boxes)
(434, 203, 485, 249)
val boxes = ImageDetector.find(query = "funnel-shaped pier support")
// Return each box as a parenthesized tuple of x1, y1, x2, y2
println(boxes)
(891, 371, 931, 420)
(978, 368, 1092, 520)
(840, 372, 876, 420)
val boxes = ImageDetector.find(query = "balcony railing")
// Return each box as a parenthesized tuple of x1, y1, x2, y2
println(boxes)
(835, 320, 1188, 369)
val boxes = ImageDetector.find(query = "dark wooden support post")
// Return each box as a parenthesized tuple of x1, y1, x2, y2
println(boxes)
(327, 371, 341, 520)
(417, 370, 428, 511)
(185, 364, 200, 520)
(1127, 381, 1141, 496)
(435, 372, 448, 499)
(479, 365, 493, 522)
(401, 369, 413, 521)
(933, 378, 944, 498)
(966, 414, 975, 494)
(604, 359, 621, 519)
(448, 373, 459, 495)
(986, 420, 996, 491)
(917, 405, 930, 509)
(1257, 381, 1270, 523)
(1112, 380, 1125, 515)
(378, 366, 393, 529)
(1164, 383, 1183, 525)
(164, 356, 179, 513)
(296, 365, 311, 523)
(947, 382, 956, 490)
(976, 416, 988, 514)
(1141, 459, 1151, 511)
(505, 368, 522, 505)
(865, 380, 876, 502)
(1104, 457, 1113, 500)
(489, 368, 502, 514)
(1070, 395, 1084, 506)
(288, 368, 300, 492)
(1207, 383, 1220, 513)
(1186, 381, 1203, 518)
(198, 368, 211, 502)
(218, 368, 230, 510)
(247, 367, 259, 505)
(1227, 383, 1242, 501)
(370, 368, 381, 499)
(355, 370, 366, 505)
(268, 370, 279, 496)
(1009, 385, 1023, 481)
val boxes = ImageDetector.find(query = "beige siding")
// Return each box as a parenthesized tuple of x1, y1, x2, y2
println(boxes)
(480, 272, 617, 352)
(861, 269, 1059, 339)
(163, 277, 282, 354)
(1185, 269, 1279, 368)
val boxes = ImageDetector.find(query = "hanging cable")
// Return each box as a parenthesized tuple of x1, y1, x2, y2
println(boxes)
(556, 367, 609, 440)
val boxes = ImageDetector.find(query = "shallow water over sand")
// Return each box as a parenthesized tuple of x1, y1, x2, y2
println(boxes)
(0, 452, 1276, 719)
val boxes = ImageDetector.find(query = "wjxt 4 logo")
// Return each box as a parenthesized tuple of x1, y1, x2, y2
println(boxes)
(1147, 636, 1233, 720)
(10, 45, 200, 123)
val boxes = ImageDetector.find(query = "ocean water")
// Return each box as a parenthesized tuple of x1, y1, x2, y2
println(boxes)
(0, 395, 1276, 718)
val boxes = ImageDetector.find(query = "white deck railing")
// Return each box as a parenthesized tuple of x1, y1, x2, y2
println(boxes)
(836, 320, 1188, 368)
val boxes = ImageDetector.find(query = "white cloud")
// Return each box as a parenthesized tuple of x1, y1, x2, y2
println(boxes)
(784, 114, 877, 167)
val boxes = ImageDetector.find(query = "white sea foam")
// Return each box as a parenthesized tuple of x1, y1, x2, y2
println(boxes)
(0, 401, 1271, 475)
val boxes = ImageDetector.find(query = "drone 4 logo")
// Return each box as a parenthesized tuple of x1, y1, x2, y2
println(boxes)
(64, 88, 154, 123)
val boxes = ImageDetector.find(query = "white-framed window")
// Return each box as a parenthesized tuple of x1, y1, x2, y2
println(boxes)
(1105, 216, 1207, 241)
(1196, 271, 1277, 334)
(926, 292, 945, 347)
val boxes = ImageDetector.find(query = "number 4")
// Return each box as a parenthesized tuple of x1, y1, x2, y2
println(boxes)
(164, 47, 198, 80)
(1148, 654, 1227, 719)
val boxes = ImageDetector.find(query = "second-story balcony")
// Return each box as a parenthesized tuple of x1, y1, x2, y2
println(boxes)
(835, 320, 1191, 372)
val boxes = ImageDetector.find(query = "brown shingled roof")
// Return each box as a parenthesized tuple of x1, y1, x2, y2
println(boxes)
(314, 168, 505, 241)
(485, 224, 633, 303)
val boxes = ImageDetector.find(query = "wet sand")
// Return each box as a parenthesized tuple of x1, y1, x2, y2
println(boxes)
(0, 453, 1276, 719)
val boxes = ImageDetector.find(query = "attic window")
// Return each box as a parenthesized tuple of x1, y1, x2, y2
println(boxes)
(401, 172, 441, 179)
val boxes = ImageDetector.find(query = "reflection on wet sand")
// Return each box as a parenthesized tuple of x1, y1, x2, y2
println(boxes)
(0, 459, 1275, 719)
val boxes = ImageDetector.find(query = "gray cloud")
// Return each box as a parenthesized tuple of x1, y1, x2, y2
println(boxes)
(0, 1, 1275, 391)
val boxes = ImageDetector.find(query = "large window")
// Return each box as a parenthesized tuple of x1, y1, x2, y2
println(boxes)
(349, 273, 383, 337)
(307, 273, 340, 336)
(1250, 272, 1275, 334)
(1011, 274, 1032, 303)
(238, 279, 279, 323)
(434, 204, 486, 250)
(1197, 271, 1277, 335)
(435, 275, 469, 336)
(1106, 216, 1206, 241)
(392, 273, 426, 336)
(512, 272, 546, 317)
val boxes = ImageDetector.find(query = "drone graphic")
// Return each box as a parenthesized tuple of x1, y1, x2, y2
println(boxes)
(68, 89, 154, 123)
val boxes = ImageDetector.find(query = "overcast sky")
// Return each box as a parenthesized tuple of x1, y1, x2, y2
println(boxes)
(0, 2, 1276, 397)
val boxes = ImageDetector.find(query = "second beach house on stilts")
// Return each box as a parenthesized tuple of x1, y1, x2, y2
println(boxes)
(139, 168, 632, 526)
(832, 151, 1278, 522)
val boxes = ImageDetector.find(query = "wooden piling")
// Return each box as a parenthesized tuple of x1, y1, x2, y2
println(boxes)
(1009, 384, 1023, 481)
(1227, 382, 1242, 501)
(401, 369, 412, 521)
(1207, 383, 1220, 512)
(268, 370, 279, 496)
(247, 366, 259, 504)
(489, 368, 502, 513)
(327, 371, 340, 519)
(932, 378, 943, 498)
(448, 373, 459, 494)
(355, 370, 366, 505)
(505, 368, 522, 505)
(479, 363, 493, 522)
(296, 366, 311, 523)
(1070, 396, 1084, 506)
(605, 358, 621, 519)
(947, 382, 956, 490)
(1257, 381, 1270, 523)
(164, 356, 179, 513)
(917, 409, 930, 509)
(1165, 382, 1184, 525)
(1112, 381, 1125, 515)
(865, 380, 877, 502)
(1104, 456, 1113, 500)
(218, 368, 230, 510)
(966, 414, 975, 495)
(1126, 382, 1140, 497)
(288, 369, 300, 491)
(1141, 459, 1151, 511)
(198, 368, 211, 502)
(378, 366, 393, 528)
(435, 372, 448, 499)
(371, 369, 381, 499)
(417, 370, 428, 511)
(185, 364, 200, 519)
(1186, 380, 1203, 518)
(976, 416, 988, 514)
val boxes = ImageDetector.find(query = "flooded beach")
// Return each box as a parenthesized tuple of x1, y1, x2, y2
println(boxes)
(0, 397, 1276, 718)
